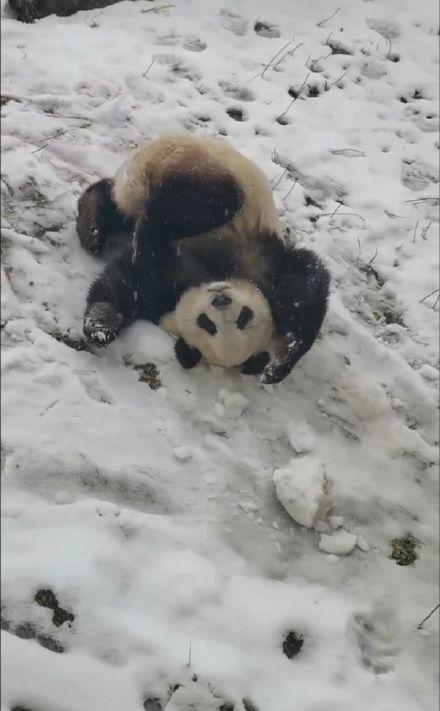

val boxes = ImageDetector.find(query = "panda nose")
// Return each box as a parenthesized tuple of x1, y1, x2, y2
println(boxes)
(212, 293, 232, 309)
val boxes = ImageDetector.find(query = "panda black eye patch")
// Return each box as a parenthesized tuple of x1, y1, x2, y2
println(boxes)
(236, 306, 254, 330)
(197, 313, 217, 335)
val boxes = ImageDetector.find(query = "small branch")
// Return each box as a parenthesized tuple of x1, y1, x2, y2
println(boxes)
(271, 167, 288, 190)
(271, 41, 305, 72)
(141, 3, 174, 13)
(385, 35, 392, 59)
(356, 236, 362, 264)
(329, 70, 348, 87)
(433, 293, 440, 310)
(317, 211, 366, 224)
(142, 58, 155, 78)
(368, 248, 378, 264)
(417, 603, 439, 629)
(187, 640, 192, 667)
(330, 202, 342, 218)
(261, 39, 295, 79)
(404, 197, 439, 204)
(276, 72, 310, 122)
(412, 217, 419, 243)
(282, 179, 297, 201)
(316, 7, 340, 28)
(419, 288, 440, 304)
(421, 221, 432, 240)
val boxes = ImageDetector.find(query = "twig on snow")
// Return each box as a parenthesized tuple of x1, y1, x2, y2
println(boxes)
(356, 236, 362, 263)
(385, 35, 392, 59)
(271, 41, 305, 72)
(421, 221, 432, 240)
(404, 197, 439, 204)
(31, 128, 72, 154)
(187, 640, 192, 667)
(329, 70, 348, 86)
(276, 72, 310, 122)
(141, 4, 174, 13)
(271, 167, 288, 189)
(316, 7, 340, 28)
(419, 288, 440, 304)
(330, 202, 342, 218)
(317, 211, 366, 225)
(142, 58, 155, 78)
(1, 176, 14, 195)
(258, 39, 295, 80)
(417, 603, 440, 629)
(282, 178, 297, 201)
(368, 248, 378, 264)
(412, 217, 420, 243)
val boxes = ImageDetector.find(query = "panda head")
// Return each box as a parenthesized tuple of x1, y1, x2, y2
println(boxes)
(162, 280, 273, 367)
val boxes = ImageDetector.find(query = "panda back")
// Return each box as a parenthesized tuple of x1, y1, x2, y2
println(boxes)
(112, 134, 280, 241)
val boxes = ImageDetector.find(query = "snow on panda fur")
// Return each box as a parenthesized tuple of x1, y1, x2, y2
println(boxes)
(77, 133, 330, 384)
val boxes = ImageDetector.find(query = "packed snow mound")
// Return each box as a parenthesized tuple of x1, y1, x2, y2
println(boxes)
(1, 0, 439, 710)
(273, 456, 330, 528)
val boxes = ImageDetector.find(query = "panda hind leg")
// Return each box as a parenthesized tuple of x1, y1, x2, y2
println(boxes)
(77, 178, 133, 255)
(241, 351, 270, 375)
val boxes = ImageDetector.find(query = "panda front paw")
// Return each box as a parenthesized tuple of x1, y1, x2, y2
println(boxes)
(83, 302, 124, 347)
(261, 359, 291, 385)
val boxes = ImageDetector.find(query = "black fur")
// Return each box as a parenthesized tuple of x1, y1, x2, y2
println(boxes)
(236, 306, 253, 330)
(197, 313, 217, 336)
(79, 163, 330, 383)
(77, 179, 132, 255)
(9, 0, 124, 22)
(175, 338, 202, 369)
(241, 351, 270, 375)
(139, 172, 245, 242)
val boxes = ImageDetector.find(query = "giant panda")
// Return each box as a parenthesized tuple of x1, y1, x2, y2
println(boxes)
(77, 133, 330, 384)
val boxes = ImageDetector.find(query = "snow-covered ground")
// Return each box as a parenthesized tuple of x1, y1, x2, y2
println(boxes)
(1, 0, 439, 708)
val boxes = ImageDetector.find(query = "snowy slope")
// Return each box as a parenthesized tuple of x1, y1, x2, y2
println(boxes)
(1, 0, 439, 709)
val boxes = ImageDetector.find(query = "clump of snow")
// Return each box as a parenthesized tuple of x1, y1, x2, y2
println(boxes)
(356, 534, 370, 552)
(286, 420, 315, 453)
(218, 388, 249, 418)
(173, 445, 194, 462)
(319, 530, 358, 555)
(273, 456, 331, 529)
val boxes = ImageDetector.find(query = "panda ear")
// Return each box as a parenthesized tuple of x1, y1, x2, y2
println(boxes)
(141, 170, 245, 242)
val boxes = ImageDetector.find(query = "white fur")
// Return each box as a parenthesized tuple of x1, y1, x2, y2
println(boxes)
(160, 280, 273, 367)
(113, 133, 281, 239)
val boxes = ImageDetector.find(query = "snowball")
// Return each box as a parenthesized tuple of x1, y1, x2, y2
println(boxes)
(173, 446, 193, 463)
(273, 457, 330, 529)
(286, 421, 315, 453)
(218, 389, 249, 418)
(356, 534, 370, 552)
(318, 530, 357, 555)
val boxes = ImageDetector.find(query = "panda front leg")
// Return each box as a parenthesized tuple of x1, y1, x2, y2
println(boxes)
(84, 248, 138, 346)
(77, 178, 133, 255)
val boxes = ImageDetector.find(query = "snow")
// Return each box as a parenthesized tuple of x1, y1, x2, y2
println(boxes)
(286, 420, 316, 453)
(318, 530, 358, 556)
(273, 456, 330, 529)
(1, 0, 439, 709)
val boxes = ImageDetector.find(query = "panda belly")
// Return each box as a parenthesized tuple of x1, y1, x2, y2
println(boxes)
(160, 280, 274, 368)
